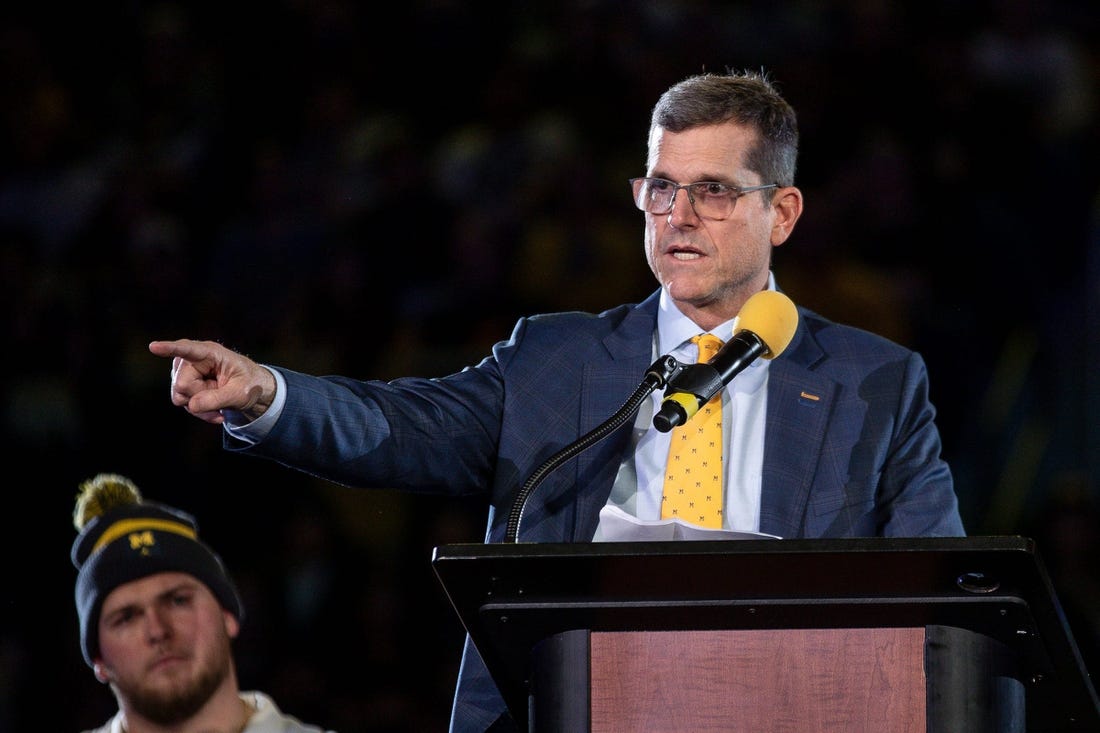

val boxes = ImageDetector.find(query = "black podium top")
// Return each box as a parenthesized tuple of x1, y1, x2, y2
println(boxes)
(432, 535, 1100, 732)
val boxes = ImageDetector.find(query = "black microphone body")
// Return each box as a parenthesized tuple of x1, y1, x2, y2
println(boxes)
(653, 331, 767, 432)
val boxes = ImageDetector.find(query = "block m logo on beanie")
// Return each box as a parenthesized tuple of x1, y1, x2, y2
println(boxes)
(129, 530, 156, 554)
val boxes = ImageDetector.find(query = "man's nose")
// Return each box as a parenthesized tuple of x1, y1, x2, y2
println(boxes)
(145, 608, 172, 642)
(667, 187, 700, 228)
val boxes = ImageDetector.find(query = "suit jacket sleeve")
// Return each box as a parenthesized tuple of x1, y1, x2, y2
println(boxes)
(224, 297, 659, 543)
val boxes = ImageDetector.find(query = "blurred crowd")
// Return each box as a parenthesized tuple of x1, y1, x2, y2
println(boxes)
(1, 1, 1098, 731)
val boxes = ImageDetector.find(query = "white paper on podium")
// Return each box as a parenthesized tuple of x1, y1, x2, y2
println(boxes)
(592, 504, 782, 542)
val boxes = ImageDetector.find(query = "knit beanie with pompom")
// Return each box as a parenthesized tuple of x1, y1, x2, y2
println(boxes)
(71, 473, 243, 666)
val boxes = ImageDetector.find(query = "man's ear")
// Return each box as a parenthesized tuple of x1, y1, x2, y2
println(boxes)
(224, 609, 240, 640)
(93, 661, 111, 684)
(770, 186, 803, 247)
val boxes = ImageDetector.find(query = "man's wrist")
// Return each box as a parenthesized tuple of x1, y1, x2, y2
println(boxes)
(240, 367, 277, 421)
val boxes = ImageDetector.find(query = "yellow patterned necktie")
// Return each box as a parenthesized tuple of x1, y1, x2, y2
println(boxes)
(660, 334, 724, 528)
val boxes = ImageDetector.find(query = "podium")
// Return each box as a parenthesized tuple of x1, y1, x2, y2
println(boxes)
(431, 536, 1100, 732)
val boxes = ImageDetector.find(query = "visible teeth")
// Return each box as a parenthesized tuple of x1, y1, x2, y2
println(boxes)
(671, 252, 701, 260)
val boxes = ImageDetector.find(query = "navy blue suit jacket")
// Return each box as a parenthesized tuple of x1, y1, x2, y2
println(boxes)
(229, 288, 965, 731)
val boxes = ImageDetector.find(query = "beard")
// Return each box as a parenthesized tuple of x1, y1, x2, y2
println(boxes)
(116, 640, 233, 725)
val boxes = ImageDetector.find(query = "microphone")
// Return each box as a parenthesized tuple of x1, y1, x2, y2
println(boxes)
(653, 290, 799, 432)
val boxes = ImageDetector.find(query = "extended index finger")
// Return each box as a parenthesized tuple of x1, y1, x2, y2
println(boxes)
(148, 338, 215, 362)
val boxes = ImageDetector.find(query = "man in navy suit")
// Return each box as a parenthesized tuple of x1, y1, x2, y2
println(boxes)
(151, 69, 965, 732)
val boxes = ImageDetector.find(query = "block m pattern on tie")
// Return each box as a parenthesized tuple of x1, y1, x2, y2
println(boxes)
(661, 333, 724, 528)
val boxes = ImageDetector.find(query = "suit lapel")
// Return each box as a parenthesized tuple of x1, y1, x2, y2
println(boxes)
(571, 295, 659, 529)
(759, 316, 834, 538)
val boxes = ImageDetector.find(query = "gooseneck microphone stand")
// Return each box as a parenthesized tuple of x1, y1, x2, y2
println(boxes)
(504, 354, 690, 543)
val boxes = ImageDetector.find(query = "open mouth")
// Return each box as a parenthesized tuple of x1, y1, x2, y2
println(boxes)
(666, 244, 705, 261)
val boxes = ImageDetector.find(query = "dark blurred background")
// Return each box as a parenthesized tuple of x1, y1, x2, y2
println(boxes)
(2, 1, 1098, 731)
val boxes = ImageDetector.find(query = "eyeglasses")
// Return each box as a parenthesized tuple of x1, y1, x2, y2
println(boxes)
(629, 177, 778, 220)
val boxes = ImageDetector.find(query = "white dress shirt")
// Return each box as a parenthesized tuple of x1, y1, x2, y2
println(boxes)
(597, 276, 775, 534)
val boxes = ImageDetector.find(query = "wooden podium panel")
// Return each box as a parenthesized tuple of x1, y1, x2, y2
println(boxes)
(589, 628, 926, 733)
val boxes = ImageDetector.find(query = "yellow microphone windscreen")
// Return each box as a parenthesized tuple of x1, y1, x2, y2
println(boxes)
(732, 290, 799, 359)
